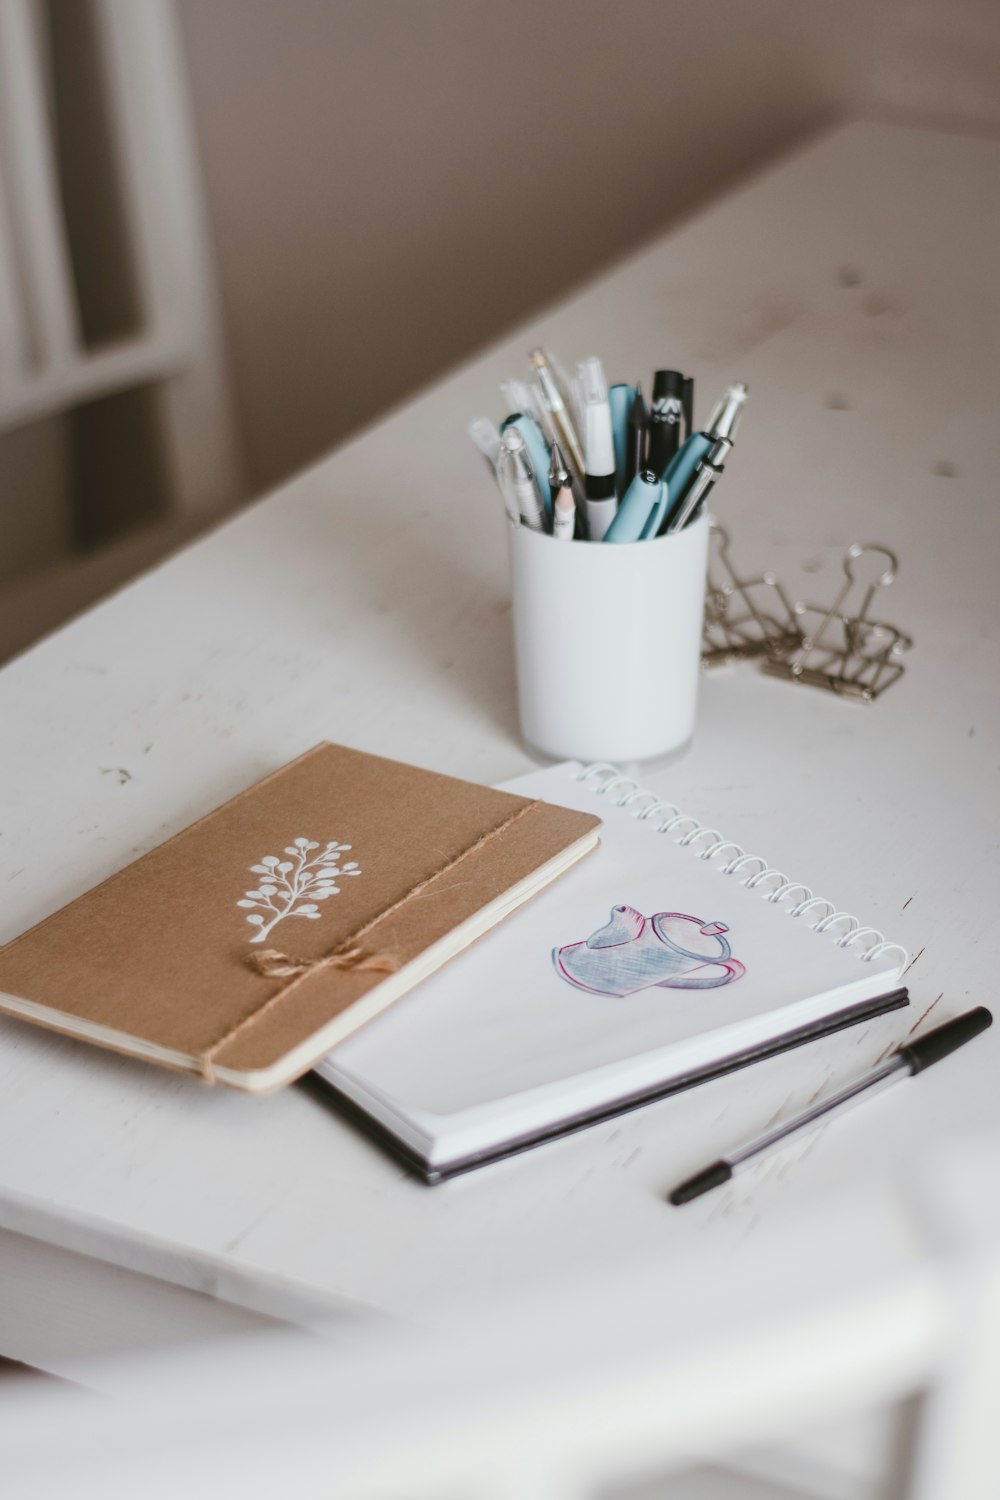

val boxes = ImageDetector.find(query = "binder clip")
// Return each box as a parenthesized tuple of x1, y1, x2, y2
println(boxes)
(761, 543, 912, 703)
(702, 524, 803, 667)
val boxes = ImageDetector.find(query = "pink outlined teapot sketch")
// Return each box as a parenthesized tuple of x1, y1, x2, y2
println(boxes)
(553, 904, 746, 996)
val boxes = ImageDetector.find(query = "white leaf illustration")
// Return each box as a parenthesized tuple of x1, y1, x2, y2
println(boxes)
(237, 835, 363, 943)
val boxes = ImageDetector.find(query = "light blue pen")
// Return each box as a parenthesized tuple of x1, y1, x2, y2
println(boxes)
(643, 433, 712, 536)
(650, 382, 748, 534)
(604, 469, 662, 543)
(608, 384, 635, 499)
(501, 413, 552, 519)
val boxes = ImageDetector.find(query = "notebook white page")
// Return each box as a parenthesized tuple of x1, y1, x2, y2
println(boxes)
(317, 763, 906, 1168)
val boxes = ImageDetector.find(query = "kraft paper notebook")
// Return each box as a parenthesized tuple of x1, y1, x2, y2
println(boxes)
(0, 744, 601, 1091)
(316, 762, 909, 1181)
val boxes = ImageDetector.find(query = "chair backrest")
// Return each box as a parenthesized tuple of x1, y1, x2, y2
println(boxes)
(0, 0, 241, 519)
(6, 1164, 1000, 1500)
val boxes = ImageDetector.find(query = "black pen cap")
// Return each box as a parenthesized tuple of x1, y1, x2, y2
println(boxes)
(897, 1007, 992, 1074)
(652, 369, 684, 405)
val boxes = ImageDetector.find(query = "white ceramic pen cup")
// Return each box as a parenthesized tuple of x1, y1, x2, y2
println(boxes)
(507, 510, 709, 765)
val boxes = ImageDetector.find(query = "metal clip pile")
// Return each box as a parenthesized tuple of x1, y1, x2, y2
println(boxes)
(702, 526, 912, 704)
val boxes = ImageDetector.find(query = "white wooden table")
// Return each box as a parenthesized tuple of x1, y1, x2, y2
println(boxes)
(1, 123, 998, 1416)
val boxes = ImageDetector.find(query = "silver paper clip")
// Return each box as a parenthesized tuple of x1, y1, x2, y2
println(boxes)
(761, 543, 912, 703)
(702, 524, 803, 667)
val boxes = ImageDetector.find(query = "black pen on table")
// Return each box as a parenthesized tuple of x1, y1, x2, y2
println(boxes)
(670, 1006, 993, 1206)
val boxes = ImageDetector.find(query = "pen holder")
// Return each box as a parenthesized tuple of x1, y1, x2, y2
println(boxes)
(507, 510, 709, 765)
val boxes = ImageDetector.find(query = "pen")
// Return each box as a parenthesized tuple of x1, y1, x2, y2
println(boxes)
(659, 381, 748, 533)
(467, 416, 502, 473)
(623, 382, 649, 493)
(578, 355, 617, 541)
(664, 437, 730, 533)
(654, 432, 711, 532)
(609, 383, 635, 499)
(500, 378, 544, 428)
(604, 469, 661, 543)
(681, 375, 695, 441)
(549, 442, 576, 541)
(530, 348, 586, 483)
(497, 426, 545, 531)
(647, 369, 684, 475)
(501, 411, 553, 519)
(670, 1006, 993, 1206)
(704, 381, 748, 446)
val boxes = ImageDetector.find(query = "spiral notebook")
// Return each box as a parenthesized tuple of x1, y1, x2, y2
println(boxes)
(316, 762, 909, 1180)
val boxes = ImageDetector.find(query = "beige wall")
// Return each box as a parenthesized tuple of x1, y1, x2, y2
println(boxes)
(4, 0, 1000, 639)
(175, 0, 1000, 501)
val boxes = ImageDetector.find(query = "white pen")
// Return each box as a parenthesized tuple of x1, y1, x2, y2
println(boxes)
(549, 441, 575, 541)
(467, 416, 502, 473)
(500, 379, 551, 440)
(496, 427, 545, 531)
(578, 355, 617, 541)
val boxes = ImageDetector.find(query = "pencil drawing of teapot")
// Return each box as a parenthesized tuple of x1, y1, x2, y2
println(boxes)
(553, 905, 746, 996)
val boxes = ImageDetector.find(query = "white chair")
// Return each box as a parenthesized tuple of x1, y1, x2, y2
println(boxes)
(0, 0, 241, 652)
(2, 1142, 999, 1500)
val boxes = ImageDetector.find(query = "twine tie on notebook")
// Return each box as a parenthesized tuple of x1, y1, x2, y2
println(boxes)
(245, 945, 400, 981)
(198, 797, 543, 1083)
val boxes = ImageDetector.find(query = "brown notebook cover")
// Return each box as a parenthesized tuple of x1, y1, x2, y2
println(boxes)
(0, 743, 601, 1092)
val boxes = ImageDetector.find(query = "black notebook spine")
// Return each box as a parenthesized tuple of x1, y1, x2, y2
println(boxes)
(310, 987, 910, 1184)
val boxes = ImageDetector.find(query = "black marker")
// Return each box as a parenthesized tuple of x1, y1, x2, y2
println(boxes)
(670, 1006, 993, 1206)
(647, 369, 684, 475)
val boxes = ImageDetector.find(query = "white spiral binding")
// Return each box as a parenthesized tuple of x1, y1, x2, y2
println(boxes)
(573, 763, 908, 968)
